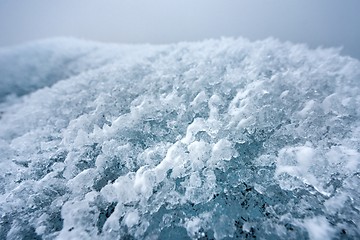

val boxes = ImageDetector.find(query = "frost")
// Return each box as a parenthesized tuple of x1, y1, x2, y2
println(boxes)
(0, 37, 360, 239)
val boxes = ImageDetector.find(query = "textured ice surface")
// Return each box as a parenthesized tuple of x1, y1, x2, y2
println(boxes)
(0, 38, 360, 240)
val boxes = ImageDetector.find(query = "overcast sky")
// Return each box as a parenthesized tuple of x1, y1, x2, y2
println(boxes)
(0, 0, 359, 59)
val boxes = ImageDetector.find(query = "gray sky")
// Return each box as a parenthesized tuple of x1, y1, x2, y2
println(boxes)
(0, 0, 359, 59)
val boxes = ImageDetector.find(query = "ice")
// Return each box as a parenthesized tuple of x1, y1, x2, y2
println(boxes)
(303, 217, 335, 240)
(124, 210, 140, 228)
(0, 37, 360, 239)
(0, 38, 158, 104)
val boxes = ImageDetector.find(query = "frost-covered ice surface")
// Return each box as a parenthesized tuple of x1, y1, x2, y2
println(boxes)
(0, 38, 360, 240)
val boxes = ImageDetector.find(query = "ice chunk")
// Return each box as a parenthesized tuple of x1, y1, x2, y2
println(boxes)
(210, 139, 235, 164)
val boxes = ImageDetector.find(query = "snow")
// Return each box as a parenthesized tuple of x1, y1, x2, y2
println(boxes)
(0, 37, 360, 239)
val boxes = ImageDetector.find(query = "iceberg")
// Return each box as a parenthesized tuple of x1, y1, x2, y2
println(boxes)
(0, 37, 359, 239)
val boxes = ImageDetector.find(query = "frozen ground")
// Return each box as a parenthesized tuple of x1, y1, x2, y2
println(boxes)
(0, 38, 359, 239)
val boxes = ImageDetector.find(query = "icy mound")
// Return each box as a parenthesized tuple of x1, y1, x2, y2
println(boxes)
(0, 38, 359, 240)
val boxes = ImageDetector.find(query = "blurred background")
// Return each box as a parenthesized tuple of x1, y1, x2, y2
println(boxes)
(0, 0, 359, 59)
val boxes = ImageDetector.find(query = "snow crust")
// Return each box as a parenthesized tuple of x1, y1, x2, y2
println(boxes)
(0, 37, 360, 239)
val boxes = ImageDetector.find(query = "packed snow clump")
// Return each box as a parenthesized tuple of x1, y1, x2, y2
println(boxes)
(0, 38, 359, 240)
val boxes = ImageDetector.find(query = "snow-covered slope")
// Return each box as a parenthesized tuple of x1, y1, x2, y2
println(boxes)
(0, 38, 359, 239)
